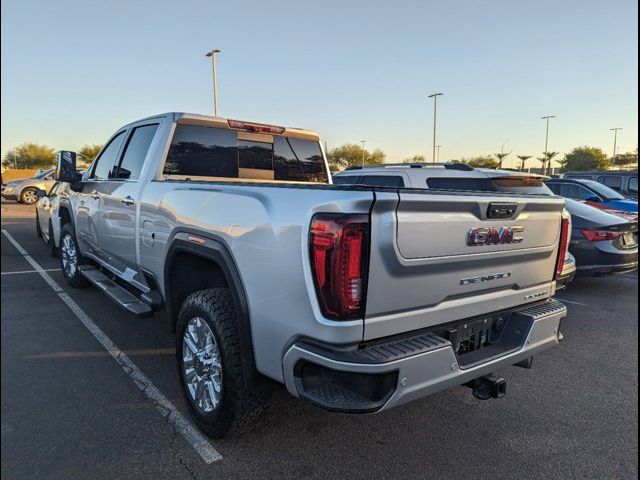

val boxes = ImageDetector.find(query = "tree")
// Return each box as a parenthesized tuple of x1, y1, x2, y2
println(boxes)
(77, 144, 103, 167)
(327, 143, 386, 170)
(2, 142, 56, 169)
(612, 150, 638, 167)
(541, 151, 559, 175)
(403, 155, 426, 164)
(560, 146, 610, 172)
(516, 155, 532, 171)
(494, 152, 511, 169)
(455, 156, 499, 168)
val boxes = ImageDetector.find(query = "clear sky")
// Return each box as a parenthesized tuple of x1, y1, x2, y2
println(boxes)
(1, 0, 637, 168)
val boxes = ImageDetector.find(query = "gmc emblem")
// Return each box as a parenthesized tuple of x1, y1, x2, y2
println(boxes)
(467, 226, 525, 246)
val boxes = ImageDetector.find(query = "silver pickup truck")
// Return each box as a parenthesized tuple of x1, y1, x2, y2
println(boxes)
(52, 112, 568, 437)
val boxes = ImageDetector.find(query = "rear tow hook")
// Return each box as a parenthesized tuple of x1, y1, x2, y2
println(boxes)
(465, 374, 506, 400)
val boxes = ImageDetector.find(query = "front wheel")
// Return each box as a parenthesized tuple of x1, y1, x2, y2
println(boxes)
(177, 288, 269, 438)
(59, 223, 89, 288)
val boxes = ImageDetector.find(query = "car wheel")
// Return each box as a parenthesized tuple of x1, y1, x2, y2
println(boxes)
(20, 188, 38, 205)
(177, 288, 269, 438)
(59, 223, 89, 288)
(49, 220, 59, 257)
(36, 211, 42, 238)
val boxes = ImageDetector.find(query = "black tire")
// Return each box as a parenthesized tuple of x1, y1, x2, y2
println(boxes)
(36, 211, 42, 238)
(20, 188, 38, 205)
(176, 288, 269, 438)
(59, 223, 89, 288)
(49, 220, 59, 257)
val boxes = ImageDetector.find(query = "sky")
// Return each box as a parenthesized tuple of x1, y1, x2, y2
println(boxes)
(1, 0, 638, 168)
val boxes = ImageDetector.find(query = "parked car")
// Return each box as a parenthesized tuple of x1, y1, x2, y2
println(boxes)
(563, 170, 638, 199)
(1, 169, 57, 204)
(35, 181, 69, 256)
(544, 178, 638, 219)
(333, 163, 577, 288)
(49, 114, 568, 437)
(562, 198, 638, 276)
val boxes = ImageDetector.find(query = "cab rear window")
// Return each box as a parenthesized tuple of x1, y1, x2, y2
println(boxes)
(163, 124, 328, 183)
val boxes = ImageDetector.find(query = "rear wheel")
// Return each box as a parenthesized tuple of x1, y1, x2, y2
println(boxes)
(177, 288, 269, 438)
(59, 223, 89, 288)
(20, 188, 38, 205)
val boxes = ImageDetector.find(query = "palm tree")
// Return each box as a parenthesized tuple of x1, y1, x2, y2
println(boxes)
(516, 155, 532, 171)
(494, 152, 511, 169)
(543, 151, 559, 175)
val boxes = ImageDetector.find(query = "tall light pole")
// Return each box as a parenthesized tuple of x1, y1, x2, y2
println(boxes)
(205, 49, 222, 116)
(541, 115, 556, 174)
(428, 93, 444, 163)
(610, 128, 622, 165)
(435, 145, 442, 162)
(360, 140, 367, 166)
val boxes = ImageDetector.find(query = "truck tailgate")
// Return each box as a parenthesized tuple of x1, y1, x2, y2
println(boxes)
(364, 190, 565, 340)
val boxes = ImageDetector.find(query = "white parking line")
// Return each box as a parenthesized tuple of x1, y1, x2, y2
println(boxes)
(1, 229, 222, 464)
(2, 268, 60, 275)
(555, 298, 590, 307)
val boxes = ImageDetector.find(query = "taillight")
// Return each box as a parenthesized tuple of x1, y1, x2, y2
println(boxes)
(554, 217, 570, 280)
(580, 229, 623, 242)
(309, 214, 369, 320)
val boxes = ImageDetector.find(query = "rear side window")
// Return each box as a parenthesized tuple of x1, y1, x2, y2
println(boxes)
(597, 176, 622, 191)
(332, 175, 360, 185)
(427, 177, 497, 191)
(164, 125, 238, 178)
(548, 182, 597, 201)
(91, 132, 126, 180)
(629, 177, 638, 195)
(114, 124, 159, 180)
(359, 175, 405, 187)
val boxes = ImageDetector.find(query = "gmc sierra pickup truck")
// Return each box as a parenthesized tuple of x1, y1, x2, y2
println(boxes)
(52, 112, 568, 438)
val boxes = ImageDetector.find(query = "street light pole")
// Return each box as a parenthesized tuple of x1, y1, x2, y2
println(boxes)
(436, 145, 442, 162)
(541, 115, 556, 174)
(428, 93, 444, 163)
(205, 49, 222, 116)
(360, 140, 367, 166)
(610, 128, 622, 165)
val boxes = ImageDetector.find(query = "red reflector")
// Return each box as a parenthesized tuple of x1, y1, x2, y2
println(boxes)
(580, 229, 623, 242)
(227, 119, 285, 134)
(554, 217, 570, 280)
(309, 214, 369, 320)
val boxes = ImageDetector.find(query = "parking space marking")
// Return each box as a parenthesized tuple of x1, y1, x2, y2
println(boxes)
(2, 268, 61, 275)
(555, 298, 589, 306)
(1, 229, 222, 464)
(26, 348, 175, 359)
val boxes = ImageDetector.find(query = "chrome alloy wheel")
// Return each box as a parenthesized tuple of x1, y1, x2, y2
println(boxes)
(60, 233, 78, 277)
(182, 317, 223, 413)
(22, 189, 38, 204)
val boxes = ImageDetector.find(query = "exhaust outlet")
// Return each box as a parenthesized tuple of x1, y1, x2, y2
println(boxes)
(465, 374, 506, 400)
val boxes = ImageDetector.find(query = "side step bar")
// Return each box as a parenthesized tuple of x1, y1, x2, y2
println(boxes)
(79, 265, 153, 318)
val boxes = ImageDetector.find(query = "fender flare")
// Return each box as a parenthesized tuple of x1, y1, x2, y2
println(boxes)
(164, 231, 258, 379)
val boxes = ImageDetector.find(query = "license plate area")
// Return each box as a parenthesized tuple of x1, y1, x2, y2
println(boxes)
(429, 309, 535, 368)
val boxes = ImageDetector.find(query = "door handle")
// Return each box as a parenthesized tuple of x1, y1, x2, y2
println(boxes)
(91, 192, 100, 199)
(121, 196, 135, 206)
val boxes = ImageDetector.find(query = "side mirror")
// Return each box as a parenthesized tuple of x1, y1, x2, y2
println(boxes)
(55, 151, 82, 183)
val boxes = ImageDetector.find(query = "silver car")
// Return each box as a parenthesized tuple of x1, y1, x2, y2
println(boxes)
(35, 181, 68, 255)
(1, 169, 57, 204)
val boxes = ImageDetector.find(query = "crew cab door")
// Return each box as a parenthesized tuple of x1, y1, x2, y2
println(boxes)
(97, 123, 159, 278)
(76, 131, 127, 254)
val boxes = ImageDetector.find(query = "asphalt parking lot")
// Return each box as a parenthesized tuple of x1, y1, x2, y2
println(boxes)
(1, 199, 638, 480)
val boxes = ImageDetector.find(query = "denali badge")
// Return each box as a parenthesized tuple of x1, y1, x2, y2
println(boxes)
(460, 272, 512, 286)
(467, 226, 525, 246)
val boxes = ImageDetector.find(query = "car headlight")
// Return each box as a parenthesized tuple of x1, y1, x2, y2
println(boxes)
(2, 186, 13, 193)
